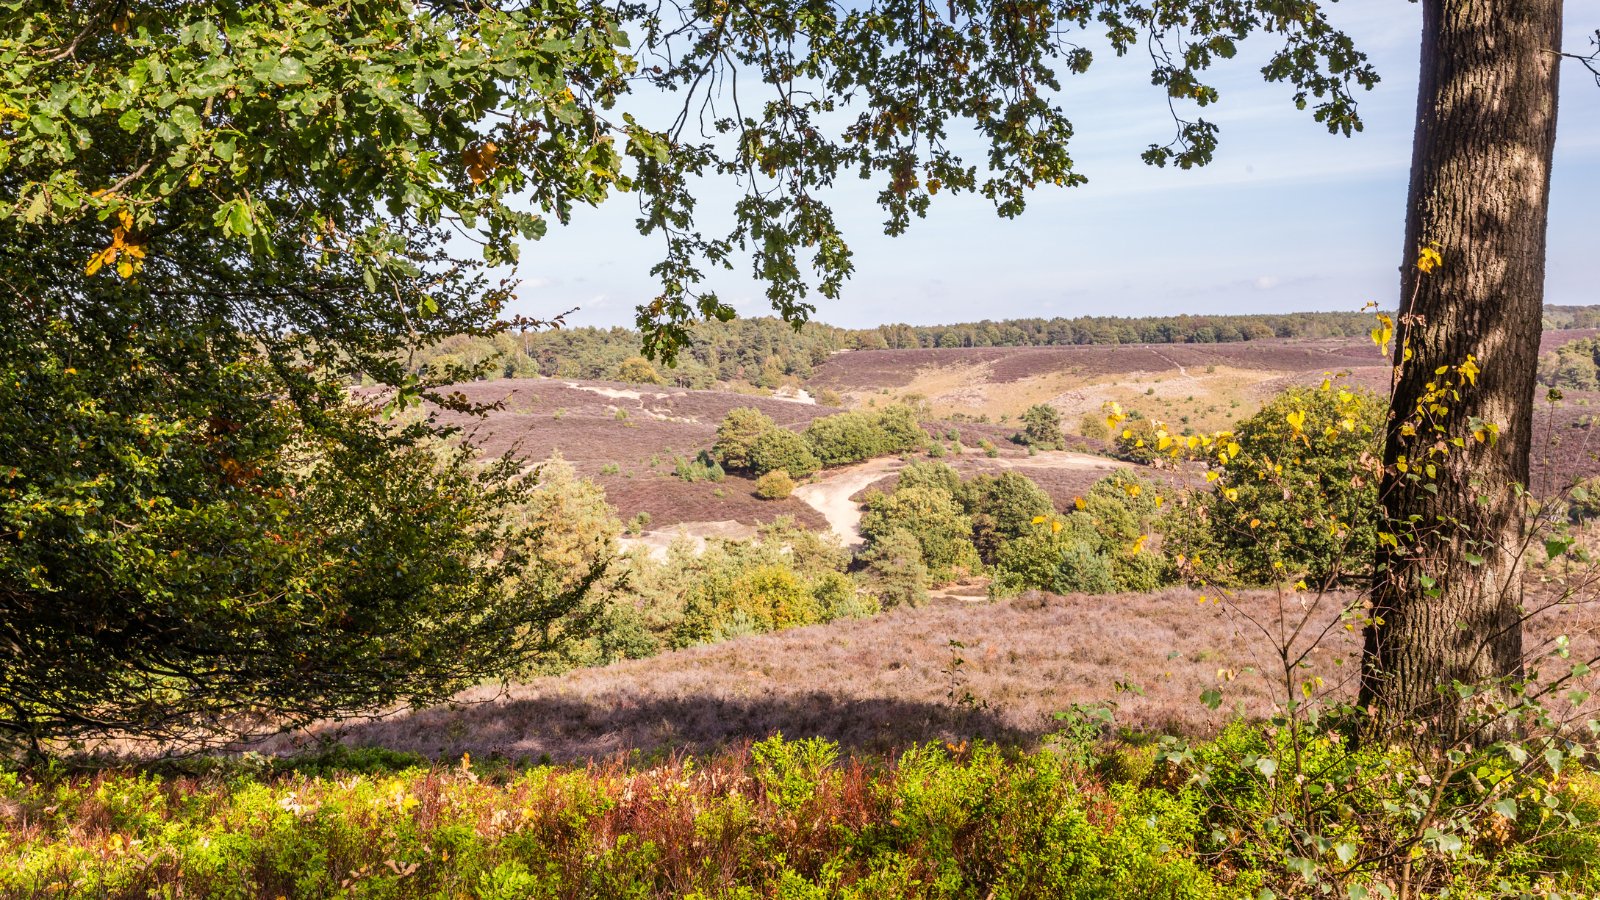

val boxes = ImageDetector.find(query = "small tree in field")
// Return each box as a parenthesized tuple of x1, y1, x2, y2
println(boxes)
(857, 528, 930, 609)
(715, 408, 778, 472)
(1017, 404, 1065, 451)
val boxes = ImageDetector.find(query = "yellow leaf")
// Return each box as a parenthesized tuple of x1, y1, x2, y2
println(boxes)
(1073, 496, 1086, 510)
(1416, 243, 1442, 274)
(1031, 515, 1047, 524)
(1050, 520, 1063, 534)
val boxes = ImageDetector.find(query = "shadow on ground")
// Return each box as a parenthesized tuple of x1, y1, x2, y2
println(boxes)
(313, 690, 1041, 765)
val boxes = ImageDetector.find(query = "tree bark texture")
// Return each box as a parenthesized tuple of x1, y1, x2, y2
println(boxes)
(1361, 0, 1563, 735)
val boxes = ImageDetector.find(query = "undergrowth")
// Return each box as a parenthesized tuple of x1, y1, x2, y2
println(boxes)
(3, 730, 1596, 899)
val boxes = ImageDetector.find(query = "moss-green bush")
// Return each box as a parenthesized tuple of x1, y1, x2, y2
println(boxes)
(748, 428, 821, 479)
(754, 469, 796, 499)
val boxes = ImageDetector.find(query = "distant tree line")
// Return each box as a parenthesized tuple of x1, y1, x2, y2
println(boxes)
(409, 307, 1600, 393)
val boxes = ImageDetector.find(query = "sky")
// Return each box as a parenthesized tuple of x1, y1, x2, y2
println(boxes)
(502, 2, 1600, 330)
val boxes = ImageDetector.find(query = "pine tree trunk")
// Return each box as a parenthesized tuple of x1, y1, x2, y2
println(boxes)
(1360, 0, 1563, 737)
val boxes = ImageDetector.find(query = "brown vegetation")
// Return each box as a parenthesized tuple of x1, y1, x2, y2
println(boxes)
(290, 587, 1600, 765)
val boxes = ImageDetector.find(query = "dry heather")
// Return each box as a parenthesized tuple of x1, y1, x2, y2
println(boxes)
(427, 378, 837, 528)
(807, 338, 1396, 432)
(293, 587, 1600, 765)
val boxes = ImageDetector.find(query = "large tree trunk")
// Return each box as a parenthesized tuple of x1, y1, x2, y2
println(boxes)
(1360, 0, 1563, 736)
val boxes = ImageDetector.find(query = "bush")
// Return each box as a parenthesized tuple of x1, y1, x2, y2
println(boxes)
(1015, 403, 1065, 450)
(803, 404, 926, 467)
(748, 428, 821, 479)
(856, 527, 930, 608)
(860, 485, 981, 581)
(990, 472, 1171, 596)
(993, 524, 1119, 596)
(715, 407, 778, 471)
(962, 471, 1055, 564)
(673, 452, 726, 483)
(754, 469, 796, 500)
(614, 355, 664, 384)
(810, 570, 880, 622)
(1163, 382, 1384, 586)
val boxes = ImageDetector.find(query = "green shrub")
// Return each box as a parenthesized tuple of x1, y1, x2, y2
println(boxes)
(615, 355, 664, 384)
(715, 407, 778, 471)
(803, 404, 925, 467)
(857, 528, 930, 609)
(754, 469, 795, 500)
(748, 428, 821, 479)
(993, 525, 1118, 595)
(860, 485, 981, 581)
(1163, 382, 1383, 586)
(811, 571, 879, 621)
(962, 471, 1055, 564)
(1014, 403, 1065, 450)
(673, 452, 726, 483)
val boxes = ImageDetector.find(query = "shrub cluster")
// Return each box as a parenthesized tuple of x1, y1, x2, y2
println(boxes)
(801, 404, 926, 467)
(990, 472, 1171, 597)
(589, 518, 876, 662)
(853, 461, 1167, 598)
(715, 404, 926, 479)
(1012, 403, 1065, 450)
(754, 469, 796, 500)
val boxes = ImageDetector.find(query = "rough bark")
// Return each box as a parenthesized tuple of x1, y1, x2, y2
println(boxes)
(1360, 0, 1563, 736)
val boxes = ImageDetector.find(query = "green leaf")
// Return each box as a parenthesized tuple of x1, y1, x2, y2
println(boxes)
(1200, 688, 1222, 710)
(270, 57, 310, 85)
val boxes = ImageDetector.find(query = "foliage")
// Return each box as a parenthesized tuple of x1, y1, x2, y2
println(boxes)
(0, 300, 590, 752)
(1163, 382, 1384, 586)
(598, 518, 865, 654)
(748, 428, 822, 480)
(1015, 404, 1066, 450)
(860, 486, 981, 582)
(803, 405, 926, 468)
(990, 472, 1170, 596)
(857, 528, 931, 609)
(671, 452, 725, 483)
(0, 737, 1232, 899)
(614, 356, 665, 385)
(1539, 336, 1600, 392)
(714, 407, 779, 471)
(1078, 412, 1111, 440)
(961, 471, 1057, 564)
(504, 456, 622, 676)
(754, 469, 796, 500)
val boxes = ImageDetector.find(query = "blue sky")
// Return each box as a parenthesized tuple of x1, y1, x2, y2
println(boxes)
(505, 3, 1600, 329)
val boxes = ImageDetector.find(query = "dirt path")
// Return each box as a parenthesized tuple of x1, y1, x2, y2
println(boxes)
(1148, 349, 1199, 383)
(791, 457, 904, 547)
